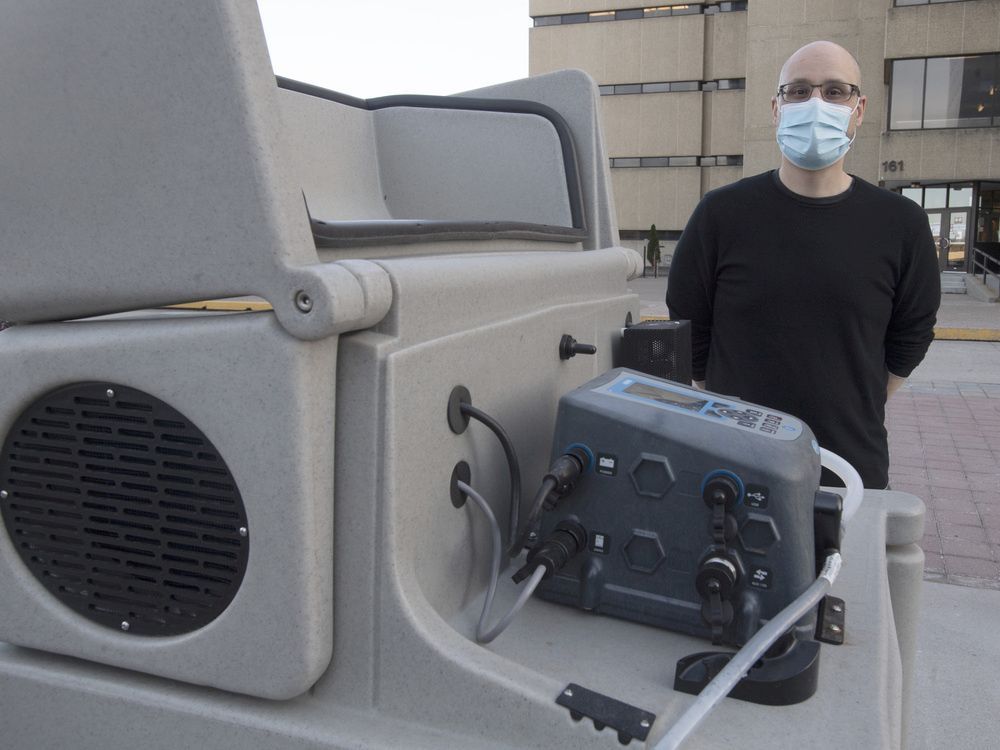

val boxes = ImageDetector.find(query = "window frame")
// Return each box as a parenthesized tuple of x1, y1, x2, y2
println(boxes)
(887, 52, 1000, 132)
(894, 0, 977, 6)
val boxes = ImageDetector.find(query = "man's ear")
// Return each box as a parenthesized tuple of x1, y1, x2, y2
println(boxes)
(854, 95, 867, 128)
(771, 96, 779, 126)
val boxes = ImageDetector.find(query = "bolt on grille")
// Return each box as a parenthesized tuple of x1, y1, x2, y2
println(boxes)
(0, 383, 249, 636)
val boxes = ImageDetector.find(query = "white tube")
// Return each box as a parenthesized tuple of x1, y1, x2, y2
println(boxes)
(650, 552, 843, 750)
(819, 447, 864, 528)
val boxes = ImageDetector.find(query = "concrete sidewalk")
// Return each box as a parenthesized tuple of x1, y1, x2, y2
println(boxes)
(632, 273, 1000, 589)
(909, 581, 1000, 750)
(888, 343, 1000, 591)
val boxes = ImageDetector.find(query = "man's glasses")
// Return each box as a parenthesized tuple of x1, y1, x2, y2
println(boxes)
(777, 81, 861, 104)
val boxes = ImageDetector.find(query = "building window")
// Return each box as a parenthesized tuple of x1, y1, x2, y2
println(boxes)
(610, 155, 743, 168)
(533, 3, 747, 27)
(901, 184, 973, 209)
(598, 79, 746, 96)
(670, 81, 700, 92)
(889, 53, 1000, 130)
(619, 229, 683, 241)
(895, 0, 971, 6)
(614, 83, 643, 95)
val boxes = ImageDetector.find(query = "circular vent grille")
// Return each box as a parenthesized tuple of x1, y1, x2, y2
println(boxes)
(0, 382, 249, 636)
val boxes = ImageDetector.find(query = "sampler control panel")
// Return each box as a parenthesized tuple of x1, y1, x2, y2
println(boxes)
(533, 368, 823, 649)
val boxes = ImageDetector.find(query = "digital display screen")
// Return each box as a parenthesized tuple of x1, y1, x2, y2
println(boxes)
(623, 382, 708, 412)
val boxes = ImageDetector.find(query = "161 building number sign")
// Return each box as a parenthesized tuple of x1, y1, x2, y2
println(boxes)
(882, 160, 904, 173)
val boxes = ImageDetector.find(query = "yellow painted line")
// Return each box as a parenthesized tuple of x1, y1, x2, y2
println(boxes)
(933, 327, 1000, 342)
(640, 317, 1000, 342)
(165, 300, 273, 312)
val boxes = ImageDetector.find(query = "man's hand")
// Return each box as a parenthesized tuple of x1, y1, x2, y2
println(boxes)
(887, 372, 906, 398)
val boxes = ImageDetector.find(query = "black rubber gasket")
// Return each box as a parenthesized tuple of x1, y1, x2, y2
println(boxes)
(277, 76, 588, 245)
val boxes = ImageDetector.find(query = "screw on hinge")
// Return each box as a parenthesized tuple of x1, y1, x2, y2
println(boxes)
(294, 290, 313, 313)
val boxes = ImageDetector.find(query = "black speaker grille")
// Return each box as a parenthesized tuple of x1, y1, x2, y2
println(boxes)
(0, 383, 249, 636)
(621, 321, 693, 384)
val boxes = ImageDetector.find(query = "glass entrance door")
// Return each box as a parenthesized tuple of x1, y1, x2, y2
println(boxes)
(946, 210, 968, 270)
(901, 184, 972, 272)
(927, 209, 969, 271)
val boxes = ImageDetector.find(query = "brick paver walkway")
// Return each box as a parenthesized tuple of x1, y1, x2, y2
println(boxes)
(887, 381, 1000, 590)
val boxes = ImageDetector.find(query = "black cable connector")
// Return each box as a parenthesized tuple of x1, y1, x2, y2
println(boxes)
(541, 445, 591, 510)
(507, 444, 592, 555)
(513, 520, 587, 583)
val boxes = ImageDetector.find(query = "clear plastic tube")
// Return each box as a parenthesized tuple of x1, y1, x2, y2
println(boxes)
(652, 450, 859, 748)
(651, 552, 843, 750)
(819, 447, 864, 528)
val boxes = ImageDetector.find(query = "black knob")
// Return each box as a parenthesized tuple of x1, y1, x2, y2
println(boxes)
(559, 334, 597, 360)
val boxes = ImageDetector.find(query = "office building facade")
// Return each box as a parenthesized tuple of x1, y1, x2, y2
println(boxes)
(529, 0, 1000, 277)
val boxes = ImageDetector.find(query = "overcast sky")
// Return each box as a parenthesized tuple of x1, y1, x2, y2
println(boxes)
(256, 1, 531, 98)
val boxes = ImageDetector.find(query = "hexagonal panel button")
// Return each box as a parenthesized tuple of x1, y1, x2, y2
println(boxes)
(623, 530, 666, 574)
(629, 453, 676, 499)
(738, 514, 780, 555)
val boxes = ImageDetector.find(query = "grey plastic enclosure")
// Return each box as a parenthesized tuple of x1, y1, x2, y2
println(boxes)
(537, 369, 822, 645)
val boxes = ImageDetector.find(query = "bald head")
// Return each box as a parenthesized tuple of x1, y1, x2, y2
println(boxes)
(778, 41, 861, 91)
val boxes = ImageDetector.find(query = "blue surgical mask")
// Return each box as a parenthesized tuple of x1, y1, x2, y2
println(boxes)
(776, 97, 859, 171)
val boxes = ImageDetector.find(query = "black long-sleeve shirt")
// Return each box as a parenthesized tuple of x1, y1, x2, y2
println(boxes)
(666, 171, 940, 487)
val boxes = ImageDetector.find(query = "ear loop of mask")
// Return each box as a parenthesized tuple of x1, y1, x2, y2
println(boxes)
(844, 99, 861, 147)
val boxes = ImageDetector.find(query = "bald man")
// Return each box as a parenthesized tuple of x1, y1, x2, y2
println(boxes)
(666, 41, 939, 488)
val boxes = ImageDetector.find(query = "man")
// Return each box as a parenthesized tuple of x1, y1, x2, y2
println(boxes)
(666, 41, 939, 488)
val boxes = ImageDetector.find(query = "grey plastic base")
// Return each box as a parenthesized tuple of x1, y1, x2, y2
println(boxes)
(0, 491, 921, 749)
(0, 249, 922, 749)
